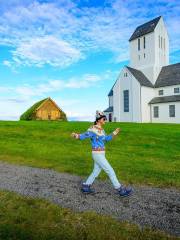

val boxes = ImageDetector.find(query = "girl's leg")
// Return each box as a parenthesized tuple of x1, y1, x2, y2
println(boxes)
(92, 152, 121, 189)
(84, 161, 102, 185)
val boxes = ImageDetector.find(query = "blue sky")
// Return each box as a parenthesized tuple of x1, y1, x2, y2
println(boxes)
(0, 0, 179, 121)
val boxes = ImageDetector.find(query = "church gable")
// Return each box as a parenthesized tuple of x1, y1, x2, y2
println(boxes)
(126, 66, 154, 87)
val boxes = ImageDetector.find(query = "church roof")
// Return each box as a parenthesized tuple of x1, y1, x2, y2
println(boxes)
(129, 16, 161, 41)
(126, 66, 154, 87)
(154, 63, 180, 87)
(149, 94, 180, 104)
(104, 106, 113, 112)
(108, 89, 113, 96)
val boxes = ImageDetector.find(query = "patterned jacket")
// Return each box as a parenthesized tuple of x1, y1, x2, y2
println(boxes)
(78, 125, 113, 151)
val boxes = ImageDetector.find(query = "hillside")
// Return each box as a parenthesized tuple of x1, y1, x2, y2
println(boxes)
(0, 121, 179, 188)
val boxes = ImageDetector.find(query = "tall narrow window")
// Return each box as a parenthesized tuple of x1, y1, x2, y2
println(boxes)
(153, 106, 159, 118)
(138, 38, 140, 51)
(159, 35, 160, 48)
(161, 37, 162, 49)
(143, 36, 146, 49)
(169, 105, 175, 117)
(164, 38, 165, 50)
(123, 90, 129, 112)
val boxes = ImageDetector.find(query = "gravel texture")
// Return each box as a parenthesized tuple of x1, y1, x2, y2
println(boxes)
(0, 161, 179, 236)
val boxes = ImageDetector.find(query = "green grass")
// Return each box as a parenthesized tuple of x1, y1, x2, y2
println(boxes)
(0, 120, 180, 188)
(0, 190, 178, 240)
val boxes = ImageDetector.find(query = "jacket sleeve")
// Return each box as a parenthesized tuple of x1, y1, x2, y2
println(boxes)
(79, 131, 94, 140)
(104, 134, 113, 142)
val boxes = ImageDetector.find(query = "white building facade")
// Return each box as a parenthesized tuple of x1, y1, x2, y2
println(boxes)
(104, 16, 180, 123)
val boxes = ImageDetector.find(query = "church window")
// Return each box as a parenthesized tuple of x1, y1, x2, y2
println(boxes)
(143, 36, 146, 49)
(138, 55, 140, 60)
(169, 105, 175, 117)
(164, 38, 165, 50)
(174, 87, 179, 93)
(138, 38, 140, 50)
(161, 37, 162, 49)
(153, 106, 159, 118)
(124, 72, 128, 77)
(144, 53, 145, 58)
(158, 90, 163, 95)
(123, 90, 129, 112)
(159, 35, 160, 48)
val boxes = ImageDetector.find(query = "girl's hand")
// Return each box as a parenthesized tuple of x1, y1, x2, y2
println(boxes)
(112, 128, 121, 136)
(71, 132, 79, 139)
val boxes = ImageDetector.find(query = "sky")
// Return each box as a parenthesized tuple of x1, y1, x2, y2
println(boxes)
(0, 0, 179, 121)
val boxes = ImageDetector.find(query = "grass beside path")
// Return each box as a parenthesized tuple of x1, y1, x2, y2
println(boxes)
(0, 190, 178, 240)
(0, 120, 180, 188)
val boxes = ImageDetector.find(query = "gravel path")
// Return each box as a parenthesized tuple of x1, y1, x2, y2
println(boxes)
(0, 161, 179, 237)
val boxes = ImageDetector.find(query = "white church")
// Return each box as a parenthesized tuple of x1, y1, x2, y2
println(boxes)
(104, 16, 180, 123)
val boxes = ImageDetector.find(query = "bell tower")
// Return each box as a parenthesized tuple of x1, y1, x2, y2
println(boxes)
(129, 16, 169, 84)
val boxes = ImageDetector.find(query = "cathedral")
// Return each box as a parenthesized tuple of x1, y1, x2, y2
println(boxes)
(104, 16, 180, 123)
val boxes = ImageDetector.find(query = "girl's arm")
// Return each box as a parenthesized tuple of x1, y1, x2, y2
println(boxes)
(104, 128, 121, 142)
(71, 131, 93, 140)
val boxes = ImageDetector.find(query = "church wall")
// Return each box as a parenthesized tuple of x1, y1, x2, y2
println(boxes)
(109, 96, 113, 107)
(151, 102, 180, 123)
(154, 17, 169, 80)
(155, 85, 180, 97)
(113, 77, 120, 121)
(130, 32, 156, 83)
(119, 68, 141, 122)
(141, 86, 155, 122)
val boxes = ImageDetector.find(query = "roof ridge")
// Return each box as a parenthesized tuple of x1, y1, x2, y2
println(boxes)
(135, 16, 161, 30)
(126, 66, 154, 87)
(129, 16, 161, 41)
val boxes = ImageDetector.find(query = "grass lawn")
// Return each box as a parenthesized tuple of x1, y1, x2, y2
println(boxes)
(0, 190, 178, 240)
(0, 120, 180, 188)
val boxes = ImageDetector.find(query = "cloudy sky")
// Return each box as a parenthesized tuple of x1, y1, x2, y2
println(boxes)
(0, 0, 179, 121)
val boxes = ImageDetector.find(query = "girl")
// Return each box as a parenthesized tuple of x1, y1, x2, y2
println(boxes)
(71, 110, 133, 197)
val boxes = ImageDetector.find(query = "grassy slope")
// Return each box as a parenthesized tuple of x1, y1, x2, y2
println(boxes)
(0, 120, 180, 188)
(0, 190, 178, 240)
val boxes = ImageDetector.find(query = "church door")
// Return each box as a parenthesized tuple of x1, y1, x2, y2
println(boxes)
(109, 113, 112, 122)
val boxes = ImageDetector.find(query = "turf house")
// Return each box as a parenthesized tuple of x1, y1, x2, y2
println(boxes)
(20, 97, 67, 121)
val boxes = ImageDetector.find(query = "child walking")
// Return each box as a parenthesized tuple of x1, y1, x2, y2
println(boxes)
(71, 110, 133, 197)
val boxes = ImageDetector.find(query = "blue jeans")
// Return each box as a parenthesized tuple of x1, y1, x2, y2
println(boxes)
(84, 152, 121, 189)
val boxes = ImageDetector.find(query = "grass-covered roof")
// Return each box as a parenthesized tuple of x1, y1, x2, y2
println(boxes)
(20, 98, 48, 120)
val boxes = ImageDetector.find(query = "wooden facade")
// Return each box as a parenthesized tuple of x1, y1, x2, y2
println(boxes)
(20, 97, 67, 121)
(36, 98, 62, 120)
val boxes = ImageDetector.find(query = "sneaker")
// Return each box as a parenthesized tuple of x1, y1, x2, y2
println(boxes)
(81, 183, 95, 194)
(117, 185, 133, 197)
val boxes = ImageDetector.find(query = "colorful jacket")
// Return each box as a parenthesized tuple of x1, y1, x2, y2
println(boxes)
(78, 125, 113, 151)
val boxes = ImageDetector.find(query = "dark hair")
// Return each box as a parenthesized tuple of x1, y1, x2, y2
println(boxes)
(94, 115, 107, 125)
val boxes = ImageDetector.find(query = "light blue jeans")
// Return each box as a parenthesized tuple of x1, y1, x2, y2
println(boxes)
(84, 152, 121, 189)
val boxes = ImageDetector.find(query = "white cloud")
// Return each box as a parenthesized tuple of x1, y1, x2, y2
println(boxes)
(12, 36, 83, 67)
(0, 0, 179, 68)
(0, 71, 112, 101)
(3, 60, 12, 67)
